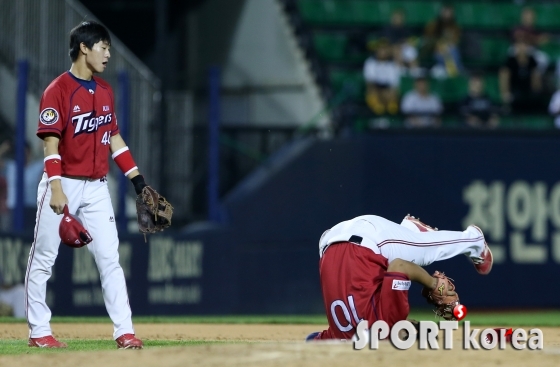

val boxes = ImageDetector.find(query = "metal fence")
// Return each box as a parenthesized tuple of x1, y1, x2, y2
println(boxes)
(0, 0, 161, 189)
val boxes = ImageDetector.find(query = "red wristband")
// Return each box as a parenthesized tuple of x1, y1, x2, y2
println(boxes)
(112, 147, 138, 176)
(44, 154, 62, 182)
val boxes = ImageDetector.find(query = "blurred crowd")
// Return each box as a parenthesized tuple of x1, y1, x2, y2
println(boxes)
(0, 139, 44, 233)
(363, 5, 560, 128)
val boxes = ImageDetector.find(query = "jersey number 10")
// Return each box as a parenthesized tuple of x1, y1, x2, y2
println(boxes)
(330, 295, 363, 332)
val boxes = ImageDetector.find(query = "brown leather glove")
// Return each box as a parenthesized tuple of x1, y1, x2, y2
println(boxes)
(135, 185, 173, 235)
(421, 271, 460, 320)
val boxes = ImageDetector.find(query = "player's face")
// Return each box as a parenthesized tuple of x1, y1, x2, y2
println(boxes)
(86, 41, 111, 74)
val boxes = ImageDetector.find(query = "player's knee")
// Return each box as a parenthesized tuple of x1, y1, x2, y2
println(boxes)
(387, 258, 407, 272)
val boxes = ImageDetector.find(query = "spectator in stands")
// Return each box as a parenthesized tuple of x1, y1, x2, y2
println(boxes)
(499, 40, 543, 114)
(423, 3, 464, 78)
(363, 38, 401, 116)
(401, 75, 443, 128)
(460, 74, 500, 129)
(512, 7, 549, 47)
(511, 7, 550, 72)
(381, 9, 419, 75)
(2, 141, 44, 233)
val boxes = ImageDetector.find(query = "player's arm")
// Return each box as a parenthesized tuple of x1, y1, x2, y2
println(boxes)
(387, 258, 438, 291)
(109, 133, 146, 195)
(43, 134, 68, 214)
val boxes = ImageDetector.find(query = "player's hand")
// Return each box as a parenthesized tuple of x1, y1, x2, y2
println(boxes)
(49, 181, 68, 215)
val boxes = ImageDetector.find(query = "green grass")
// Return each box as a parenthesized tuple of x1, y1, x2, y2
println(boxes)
(409, 310, 560, 327)
(0, 339, 227, 355)
(1, 310, 559, 326)
(0, 315, 329, 324)
(1, 311, 558, 355)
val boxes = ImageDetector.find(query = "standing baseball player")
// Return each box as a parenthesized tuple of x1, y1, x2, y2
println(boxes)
(25, 21, 151, 349)
(307, 214, 493, 341)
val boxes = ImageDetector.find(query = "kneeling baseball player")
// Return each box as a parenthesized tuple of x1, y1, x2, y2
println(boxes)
(307, 214, 492, 341)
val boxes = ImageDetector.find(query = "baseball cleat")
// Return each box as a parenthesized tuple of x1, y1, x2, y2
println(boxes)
(403, 214, 438, 232)
(116, 334, 144, 349)
(305, 332, 320, 342)
(469, 225, 493, 275)
(28, 335, 68, 348)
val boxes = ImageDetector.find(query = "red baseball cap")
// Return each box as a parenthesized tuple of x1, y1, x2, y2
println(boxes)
(59, 205, 93, 248)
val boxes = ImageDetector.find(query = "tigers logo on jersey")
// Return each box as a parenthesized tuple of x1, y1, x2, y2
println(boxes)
(72, 111, 113, 136)
(40, 108, 59, 125)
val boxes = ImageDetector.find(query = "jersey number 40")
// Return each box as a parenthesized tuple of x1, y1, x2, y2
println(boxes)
(101, 131, 111, 145)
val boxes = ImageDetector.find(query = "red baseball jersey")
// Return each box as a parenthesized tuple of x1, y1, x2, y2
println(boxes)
(37, 72, 119, 179)
(315, 242, 410, 340)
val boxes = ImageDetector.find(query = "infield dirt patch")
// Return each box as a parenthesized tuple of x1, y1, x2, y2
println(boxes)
(1, 323, 559, 367)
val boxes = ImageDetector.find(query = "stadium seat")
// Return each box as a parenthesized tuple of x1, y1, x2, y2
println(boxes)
(297, 0, 337, 25)
(313, 33, 366, 62)
(519, 115, 554, 129)
(541, 42, 560, 60)
(329, 69, 364, 97)
(455, 3, 519, 30)
(297, 0, 560, 30)
(390, 1, 439, 26)
(313, 33, 347, 60)
(498, 115, 553, 130)
(483, 75, 501, 104)
(533, 5, 560, 30)
(298, 0, 382, 25)
(442, 115, 460, 128)
(464, 38, 510, 68)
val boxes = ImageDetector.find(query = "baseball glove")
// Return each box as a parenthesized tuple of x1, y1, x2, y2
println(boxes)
(135, 185, 173, 237)
(421, 271, 460, 320)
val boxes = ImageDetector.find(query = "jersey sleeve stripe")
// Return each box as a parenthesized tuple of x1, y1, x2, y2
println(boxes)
(44, 154, 61, 162)
(124, 166, 138, 177)
(47, 175, 62, 182)
(111, 146, 129, 159)
(37, 127, 62, 133)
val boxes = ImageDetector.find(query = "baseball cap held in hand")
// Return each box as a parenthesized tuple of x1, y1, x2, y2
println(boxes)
(59, 205, 92, 248)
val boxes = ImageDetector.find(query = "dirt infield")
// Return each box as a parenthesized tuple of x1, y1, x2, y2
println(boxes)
(1, 323, 559, 367)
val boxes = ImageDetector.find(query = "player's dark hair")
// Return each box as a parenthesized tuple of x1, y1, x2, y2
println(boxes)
(69, 21, 111, 62)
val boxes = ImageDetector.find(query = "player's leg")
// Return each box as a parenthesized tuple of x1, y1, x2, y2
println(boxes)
(399, 214, 438, 232)
(368, 216, 487, 269)
(78, 178, 135, 341)
(397, 214, 492, 273)
(311, 242, 384, 340)
(25, 175, 81, 340)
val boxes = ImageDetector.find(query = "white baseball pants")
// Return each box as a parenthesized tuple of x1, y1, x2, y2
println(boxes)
(320, 215, 485, 266)
(383, 216, 484, 266)
(25, 174, 134, 339)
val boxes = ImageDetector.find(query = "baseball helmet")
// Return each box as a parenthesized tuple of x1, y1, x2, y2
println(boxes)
(59, 205, 93, 248)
